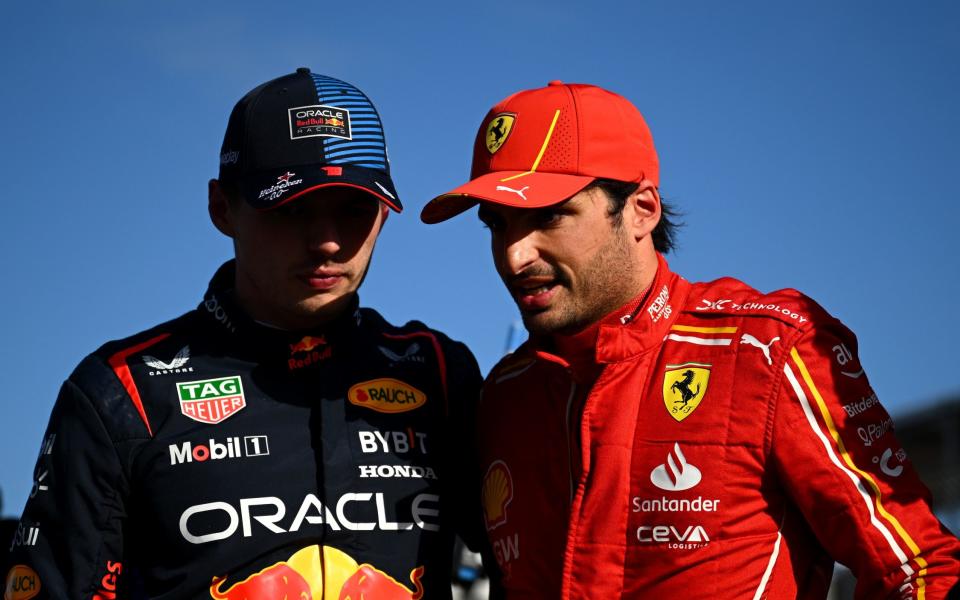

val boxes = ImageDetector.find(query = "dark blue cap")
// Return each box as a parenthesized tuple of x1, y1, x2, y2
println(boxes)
(218, 68, 401, 211)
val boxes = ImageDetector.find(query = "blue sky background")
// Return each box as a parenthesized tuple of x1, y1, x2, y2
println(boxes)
(1, 1, 958, 517)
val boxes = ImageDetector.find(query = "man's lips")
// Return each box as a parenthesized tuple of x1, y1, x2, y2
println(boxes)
(512, 278, 559, 311)
(302, 268, 345, 291)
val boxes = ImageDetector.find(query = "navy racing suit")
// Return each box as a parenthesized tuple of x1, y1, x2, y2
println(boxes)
(4, 261, 483, 599)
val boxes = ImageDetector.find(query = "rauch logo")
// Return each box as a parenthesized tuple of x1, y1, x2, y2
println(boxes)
(347, 379, 426, 413)
(4, 564, 41, 600)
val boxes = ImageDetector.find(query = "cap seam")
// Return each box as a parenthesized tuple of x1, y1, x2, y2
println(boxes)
(241, 80, 276, 180)
(568, 84, 582, 177)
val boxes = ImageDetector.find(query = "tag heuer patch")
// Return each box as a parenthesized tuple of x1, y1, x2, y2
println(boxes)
(662, 363, 711, 422)
(289, 105, 352, 140)
(176, 376, 246, 425)
(485, 113, 516, 154)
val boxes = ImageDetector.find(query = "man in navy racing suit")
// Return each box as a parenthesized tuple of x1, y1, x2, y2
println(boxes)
(4, 68, 483, 600)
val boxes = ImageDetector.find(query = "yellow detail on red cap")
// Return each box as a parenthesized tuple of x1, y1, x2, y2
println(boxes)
(499, 109, 561, 183)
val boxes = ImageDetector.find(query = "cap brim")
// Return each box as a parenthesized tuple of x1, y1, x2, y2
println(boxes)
(243, 164, 402, 212)
(420, 171, 593, 224)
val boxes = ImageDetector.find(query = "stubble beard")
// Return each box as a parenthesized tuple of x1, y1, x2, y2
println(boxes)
(521, 225, 639, 337)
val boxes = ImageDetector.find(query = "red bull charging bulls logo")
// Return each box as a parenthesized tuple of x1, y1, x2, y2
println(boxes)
(209, 545, 423, 600)
(288, 335, 332, 371)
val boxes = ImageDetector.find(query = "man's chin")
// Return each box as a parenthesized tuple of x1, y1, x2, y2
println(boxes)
(521, 310, 572, 337)
(290, 292, 354, 325)
(521, 304, 601, 337)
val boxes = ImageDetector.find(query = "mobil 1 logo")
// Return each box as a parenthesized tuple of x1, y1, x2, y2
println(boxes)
(169, 435, 270, 466)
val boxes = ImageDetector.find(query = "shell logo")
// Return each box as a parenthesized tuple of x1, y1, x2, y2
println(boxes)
(482, 460, 514, 531)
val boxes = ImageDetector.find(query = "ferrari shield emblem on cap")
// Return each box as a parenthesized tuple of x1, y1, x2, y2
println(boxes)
(663, 363, 711, 422)
(485, 113, 516, 154)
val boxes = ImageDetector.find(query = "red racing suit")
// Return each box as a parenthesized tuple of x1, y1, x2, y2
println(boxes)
(478, 254, 960, 599)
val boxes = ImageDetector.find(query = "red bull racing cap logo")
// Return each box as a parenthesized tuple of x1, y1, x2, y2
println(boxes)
(289, 104, 352, 140)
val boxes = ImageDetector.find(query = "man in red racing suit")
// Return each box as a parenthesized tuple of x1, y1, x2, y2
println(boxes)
(420, 80, 960, 598)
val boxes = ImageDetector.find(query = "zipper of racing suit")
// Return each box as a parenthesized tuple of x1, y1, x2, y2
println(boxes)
(564, 380, 578, 502)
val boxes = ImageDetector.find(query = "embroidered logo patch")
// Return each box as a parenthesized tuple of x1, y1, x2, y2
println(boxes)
(485, 113, 516, 154)
(482, 460, 514, 531)
(662, 363, 711, 422)
(650, 443, 702, 491)
(176, 376, 246, 425)
(288, 104, 352, 140)
(348, 378, 426, 413)
(4, 564, 41, 600)
(288, 335, 332, 371)
(142, 346, 193, 376)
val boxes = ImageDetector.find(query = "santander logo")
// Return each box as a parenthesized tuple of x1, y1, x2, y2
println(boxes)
(650, 443, 702, 491)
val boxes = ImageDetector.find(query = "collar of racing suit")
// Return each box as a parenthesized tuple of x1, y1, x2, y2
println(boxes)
(528, 253, 691, 372)
(197, 260, 363, 364)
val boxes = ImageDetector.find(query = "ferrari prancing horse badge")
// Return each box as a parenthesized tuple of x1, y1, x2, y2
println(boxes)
(663, 363, 711, 422)
(485, 113, 516, 154)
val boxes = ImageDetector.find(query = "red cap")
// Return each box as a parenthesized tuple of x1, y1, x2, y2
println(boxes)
(421, 81, 658, 223)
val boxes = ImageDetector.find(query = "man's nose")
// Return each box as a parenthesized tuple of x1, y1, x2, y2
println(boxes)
(501, 230, 539, 275)
(307, 220, 341, 256)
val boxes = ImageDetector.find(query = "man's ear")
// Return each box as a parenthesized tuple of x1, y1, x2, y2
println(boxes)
(208, 179, 236, 237)
(623, 179, 661, 242)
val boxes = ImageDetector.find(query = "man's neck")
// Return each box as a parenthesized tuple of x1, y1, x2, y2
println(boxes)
(548, 269, 659, 383)
(232, 287, 357, 332)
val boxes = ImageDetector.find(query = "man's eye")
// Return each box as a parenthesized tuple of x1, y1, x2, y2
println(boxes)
(477, 211, 503, 232)
(274, 203, 304, 218)
(536, 210, 563, 227)
(341, 205, 377, 219)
